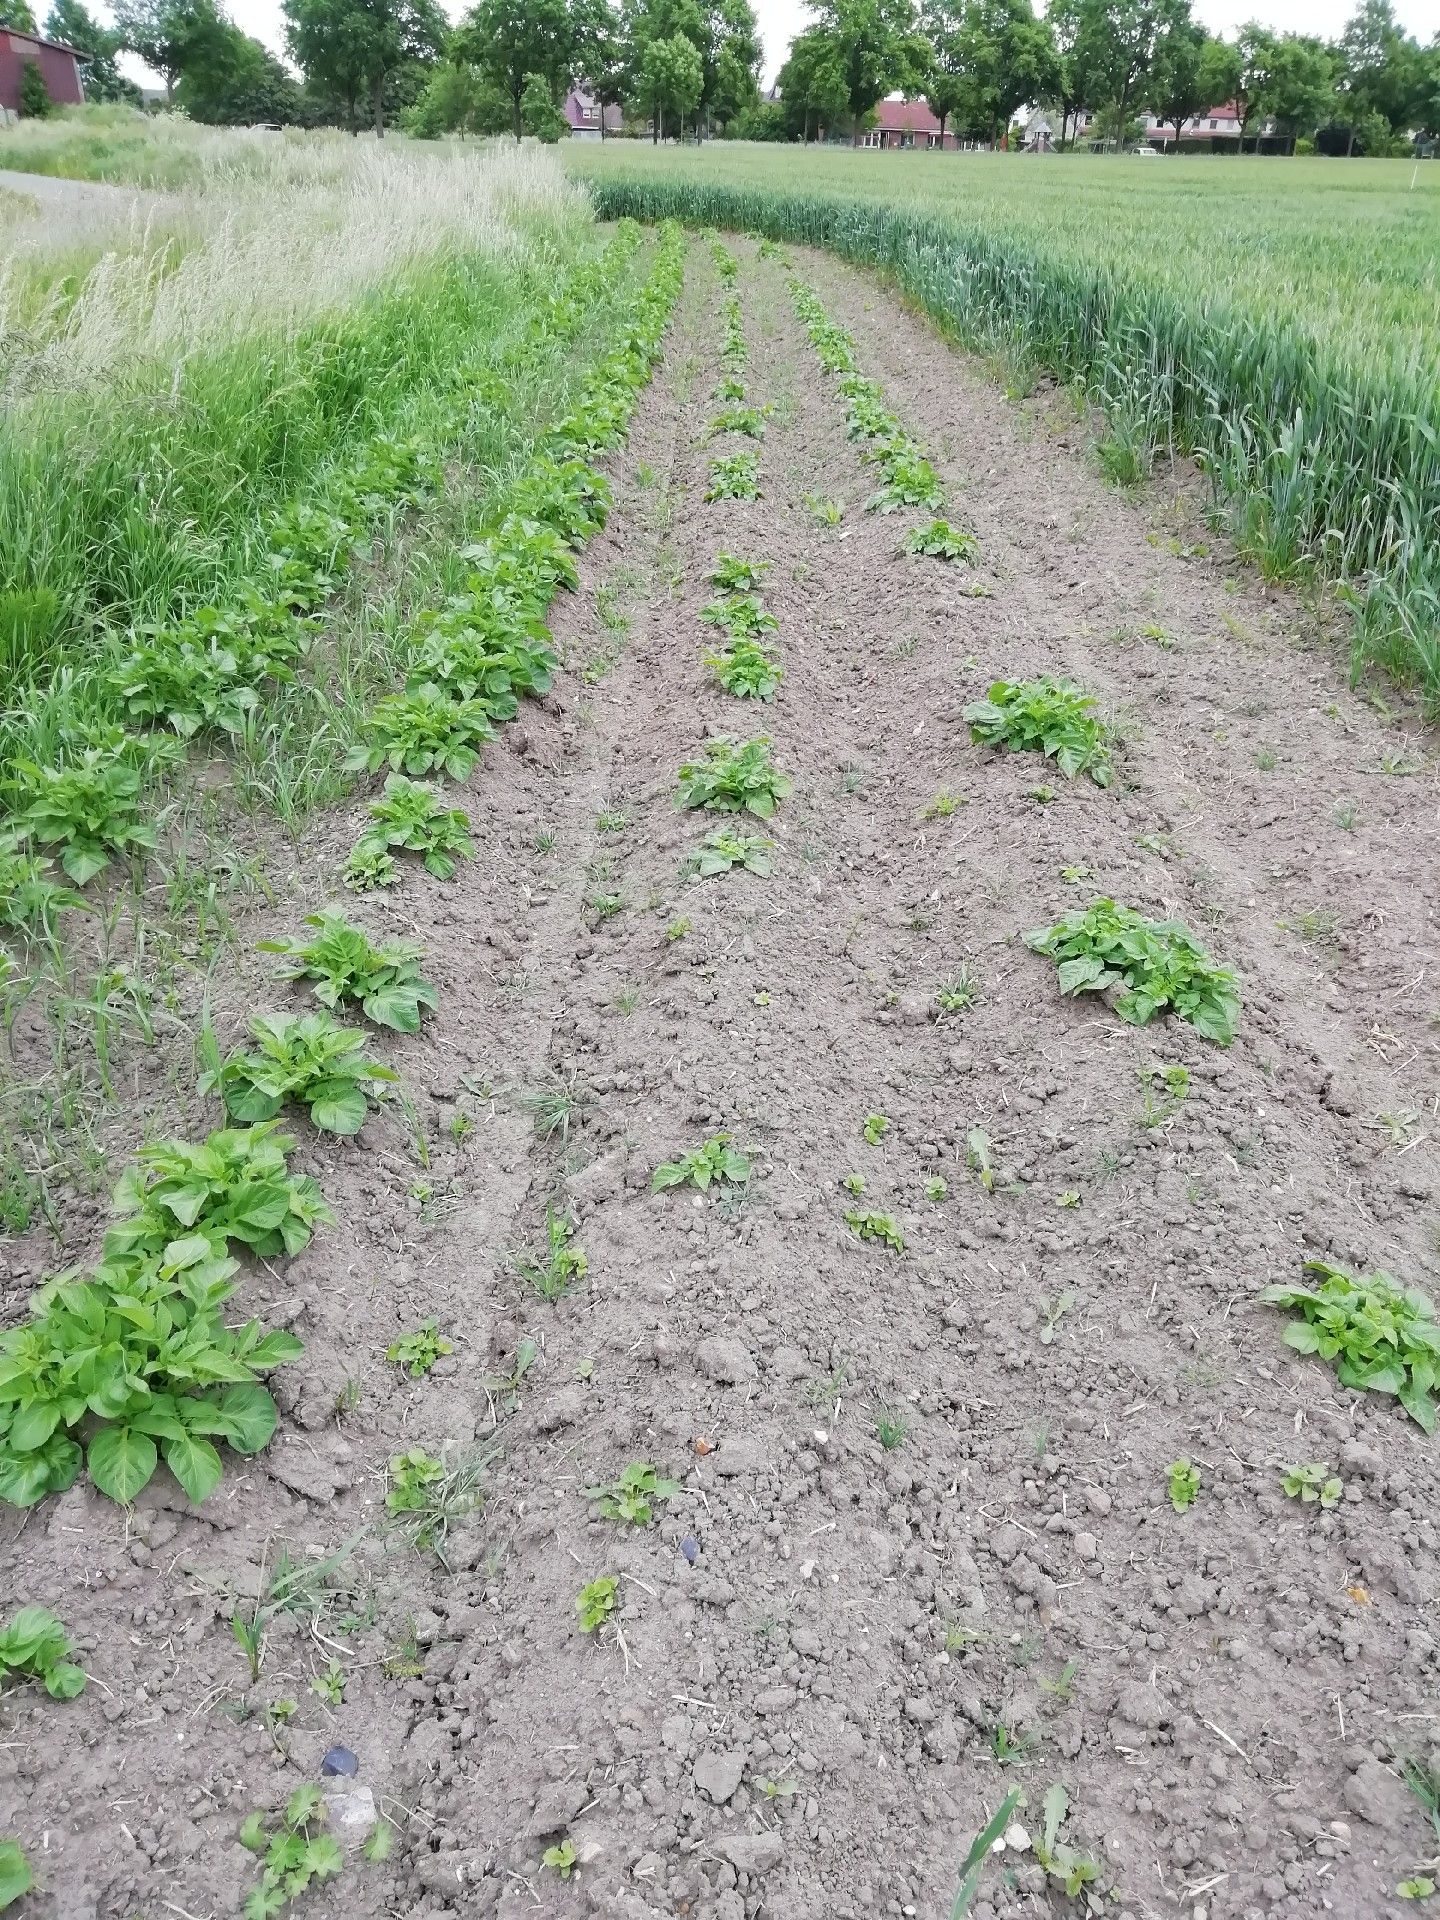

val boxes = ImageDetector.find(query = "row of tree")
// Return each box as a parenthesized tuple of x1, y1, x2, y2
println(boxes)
(773, 0, 1439, 153)
(3, 0, 1435, 152)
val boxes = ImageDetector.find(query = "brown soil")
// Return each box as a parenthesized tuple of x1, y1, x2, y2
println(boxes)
(2, 236, 1438, 1920)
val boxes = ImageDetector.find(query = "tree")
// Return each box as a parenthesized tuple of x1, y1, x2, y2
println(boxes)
(588, 2, 629, 137)
(454, 0, 599, 139)
(776, 22, 848, 137)
(1338, 0, 1425, 148)
(1236, 22, 1337, 149)
(112, 0, 228, 103)
(697, 0, 759, 134)
(177, 22, 304, 121)
(921, 0, 966, 142)
(520, 64, 566, 133)
(1148, 17, 1237, 147)
(404, 53, 509, 133)
(1041, 0, 1109, 145)
(284, 0, 446, 136)
(0, 2, 39, 31)
(43, 0, 142, 101)
(18, 55, 52, 112)
(946, 0, 1058, 146)
(635, 27, 702, 135)
(807, 0, 929, 144)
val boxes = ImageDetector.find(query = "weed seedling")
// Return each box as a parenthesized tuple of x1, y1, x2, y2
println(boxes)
(309, 1658, 345, 1707)
(874, 1406, 909, 1450)
(937, 967, 978, 1015)
(803, 491, 843, 526)
(1281, 1462, 1343, 1508)
(1139, 1062, 1190, 1127)
(1039, 1660, 1080, 1703)
(922, 790, 966, 820)
(862, 1112, 890, 1146)
(385, 1446, 489, 1559)
(1035, 1784, 1102, 1897)
(1261, 1259, 1439, 1430)
(1039, 1291, 1076, 1345)
(239, 1786, 343, 1918)
(925, 1176, 948, 1202)
(665, 916, 692, 942)
(991, 1722, 1036, 1766)
(585, 1461, 679, 1526)
(542, 1839, 578, 1880)
(652, 1134, 751, 1193)
(1167, 1459, 1201, 1512)
(576, 1576, 619, 1634)
(386, 1322, 453, 1378)
(517, 1207, 588, 1302)
(484, 1338, 538, 1416)
(844, 1209, 905, 1252)
(966, 1126, 996, 1192)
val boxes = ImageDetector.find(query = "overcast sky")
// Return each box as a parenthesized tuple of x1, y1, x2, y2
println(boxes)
(113, 0, 1437, 95)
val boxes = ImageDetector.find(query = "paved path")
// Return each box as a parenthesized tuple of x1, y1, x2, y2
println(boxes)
(0, 165, 162, 236)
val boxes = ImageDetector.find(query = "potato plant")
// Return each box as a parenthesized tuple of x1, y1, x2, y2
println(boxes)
(677, 737, 791, 818)
(13, 752, 156, 885)
(1024, 899, 1240, 1044)
(1261, 1259, 1439, 1430)
(260, 911, 436, 1032)
(0, 1607, 87, 1699)
(346, 685, 496, 782)
(199, 1010, 397, 1136)
(965, 677, 1114, 786)
(348, 774, 475, 883)
(705, 453, 761, 502)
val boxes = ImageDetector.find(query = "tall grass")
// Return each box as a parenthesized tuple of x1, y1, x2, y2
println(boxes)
(575, 147, 1440, 701)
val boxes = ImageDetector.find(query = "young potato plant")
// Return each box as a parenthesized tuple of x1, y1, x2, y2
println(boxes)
(107, 1123, 333, 1262)
(653, 1134, 751, 1193)
(700, 593, 778, 641)
(1261, 1259, 1439, 1431)
(0, 1843, 31, 1909)
(965, 677, 1114, 786)
(710, 553, 770, 594)
(1024, 899, 1240, 1045)
(346, 685, 496, 782)
(200, 1011, 397, 1136)
(260, 910, 436, 1033)
(585, 1461, 679, 1526)
(1167, 1459, 1201, 1512)
(704, 636, 783, 701)
(108, 598, 308, 739)
(677, 737, 791, 818)
(13, 752, 156, 885)
(0, 1227, 303, 1507)
(348, 774, 475, 883)
(705, 453, 761, 502)
(0, 1607, 87, 1699)
(903, 519, 979, 563)
(689, 827, 773, 877)
(866, 450, 945, 515)
(386, 1322, 453, 1378)
(708, 404, 768, 440)
(576, 1576, 619, 1633)
(1281, 1461, 1343, 1508)
(508, 456, 612, 548)
(406, 613, 558, 722)
(844, 1209, 905, 1252)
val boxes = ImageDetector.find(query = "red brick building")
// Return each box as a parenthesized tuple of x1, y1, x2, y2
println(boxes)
(857, 96, 958, 150)
(1, 26, 86, 115)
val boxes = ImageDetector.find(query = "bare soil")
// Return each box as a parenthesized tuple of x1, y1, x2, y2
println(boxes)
(2, 236, 1438, 1920)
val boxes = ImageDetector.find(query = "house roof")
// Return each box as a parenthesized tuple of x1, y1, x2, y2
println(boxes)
(564, 87, 622, 132)
(2, 26, 86, 57)
(872, 95, 944, 135)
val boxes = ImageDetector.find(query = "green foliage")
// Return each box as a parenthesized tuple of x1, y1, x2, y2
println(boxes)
(517, 1206, 588, 1302)
(700, 592, 778, 640)
(903, 518, 978, 562)
(13, 751, 156, 885)
(576, 1575, 619, 1633)
(803, 490, 844, 526)
(844, 1209, 905, 1252)
(949, 1789, 1022, 1918)
(386, 1321, 453, 1378)
(1024, 899, 1240, 1044)
(349, 773, 475, 883)
(107, 599, 307, 738)
(341, 843, 398, 892)
(386, 1449, 445, 1520)
(966, 1126, 995, 1192)
(17, 56, 51, 117)
(0, 1841, 31, 1911)
(1261, 1259, 1439, 1431)
(239, 1785, 343, 1920)
(862, 1112, 889, 1145)
(0, 843, 87, 938)
(1281, 1461, 1342, 1508)
(1034, 1784, 1102, 1899)
(704, 452, 761, 502)
(110, 1123, 333, 1260)
(653, 1134, 751, 1193)
(0, 1204, 304, 1508)
(689, 826, 773, 877)
(677, 736, 791, 818)
(347, 684, 495, 782)
(704, 635, 782, 699)
(519, 68, 566, 141)
(260, 910, 436, 1032)
(1138, 1061, 1190, 1126)
(1167, 1459, 1201, 1512)
(0, 1607, 87, 1699)
(200, 1010, 396, 1136)
(708, 403, 768, 440)
(585, 1461, 679, 1526)
(965, 678, 1113, 785)
(542, 1839, 578, 1879)
(874, 1406, 908, 1450)
(710, 553, 769, 593)
(866, 449, 945, 515)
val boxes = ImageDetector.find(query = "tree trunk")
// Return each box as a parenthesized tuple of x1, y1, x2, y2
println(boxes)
(372, 70, 385, 137)
(651, 110, 657, 142)
(658, 104, 664, 140)
(513, 89, 523, 140)
(1345, 124, 1355, 154)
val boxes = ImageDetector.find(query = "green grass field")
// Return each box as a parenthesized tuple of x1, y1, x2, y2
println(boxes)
(571, 144, 1440, 696)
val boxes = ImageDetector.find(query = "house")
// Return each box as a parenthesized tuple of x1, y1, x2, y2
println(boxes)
(563, 88, 621, 139)
(858, 96, 958, 150)
(1142, 101, 1243, 147)
(0, 26, 85, 115)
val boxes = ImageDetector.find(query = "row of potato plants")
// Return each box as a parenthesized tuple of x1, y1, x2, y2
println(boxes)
(0, 225, 689, 1522)
(0, 225, 651, 929)
(782, 263, 1440, 1438)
